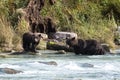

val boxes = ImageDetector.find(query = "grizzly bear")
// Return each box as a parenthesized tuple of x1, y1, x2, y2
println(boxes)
(22, 32, 42, 53)
(66, 37, 106, 55)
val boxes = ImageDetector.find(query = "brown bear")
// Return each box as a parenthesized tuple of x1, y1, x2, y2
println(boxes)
(44, 17, 57, 38)
(44, 17, 57, 34)
(66, 37, 107, 55)
(22, 32, 42, 53)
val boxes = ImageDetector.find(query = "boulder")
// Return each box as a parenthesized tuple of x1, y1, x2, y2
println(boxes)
(47, 31, 77, 51)
(47, 40, 74, 52)
(37, 33, 48, 50)
(0, 68, 22, 74)
(49, 31, 77, 41)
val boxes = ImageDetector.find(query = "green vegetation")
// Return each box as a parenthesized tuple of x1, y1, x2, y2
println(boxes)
(0, 0, 29, 51)
(0, 0, 120, 51)
(41, 0, 119, 48)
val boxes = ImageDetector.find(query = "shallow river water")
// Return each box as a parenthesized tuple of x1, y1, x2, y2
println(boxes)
(0, 50, 120, 80)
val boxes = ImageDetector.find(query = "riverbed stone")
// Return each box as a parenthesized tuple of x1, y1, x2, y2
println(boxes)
(81, 63, 94, 68)
(0, 68, 22, 74)
(38, 61, 57, 66)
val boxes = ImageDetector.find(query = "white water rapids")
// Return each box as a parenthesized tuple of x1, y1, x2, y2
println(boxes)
(0, 50, 120, 80)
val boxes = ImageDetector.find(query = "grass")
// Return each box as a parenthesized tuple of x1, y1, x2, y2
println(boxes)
(0, 16, 14, 52)
(40, 0, 117, 48)
(0, 0, 120, 51)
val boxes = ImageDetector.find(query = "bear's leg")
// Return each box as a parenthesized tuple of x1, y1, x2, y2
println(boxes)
(74, 50, 80, 55)
(94, 44, 106, 55)
(30, 43, 38, 53)
(102, 45, 110, 52)
(96, 48, 105, 55)
(23, 41, 31, 52)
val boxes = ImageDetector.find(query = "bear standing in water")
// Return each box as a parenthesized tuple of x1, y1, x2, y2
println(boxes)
(22, 32, 43, 53)
(66, 37, 107, 55)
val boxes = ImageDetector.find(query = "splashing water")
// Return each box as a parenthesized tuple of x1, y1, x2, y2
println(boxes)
(0, 50, 120, 80)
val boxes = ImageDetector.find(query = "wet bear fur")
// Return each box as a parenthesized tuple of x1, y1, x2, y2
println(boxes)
(66, 37, 106, 55)
(22, 32, 42, 52)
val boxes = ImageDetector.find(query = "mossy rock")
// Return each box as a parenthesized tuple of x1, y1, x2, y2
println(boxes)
(37, 39, 47, 50)
(47, 40, 74, 52)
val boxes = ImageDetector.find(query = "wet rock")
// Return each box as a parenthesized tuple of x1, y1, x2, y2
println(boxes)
(10, 51, 38, 55)
(47, 31, 77, 52)
(81, 63, 94, 68)
(55, 50, 66, 54)
(0, 54, 11, 58)
(10, 51, 20, 55)
(47, 40, 74, 52)
(38, 61, 57, 66)
(0, 68, 22, 74)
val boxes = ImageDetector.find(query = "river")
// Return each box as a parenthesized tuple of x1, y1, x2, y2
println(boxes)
(0, 50, 120, 80)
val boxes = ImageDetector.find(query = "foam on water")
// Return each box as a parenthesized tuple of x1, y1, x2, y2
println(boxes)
(103, 63, 116, 70)
(0, 51, 120, 80)
(0, 63, 21, 69)
(64, 61, 84, 70)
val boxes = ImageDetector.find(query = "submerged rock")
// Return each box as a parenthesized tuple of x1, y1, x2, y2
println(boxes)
(81, 63, 94, 68)
(0, 68, 22, 74)
(38, 61, 57, 66)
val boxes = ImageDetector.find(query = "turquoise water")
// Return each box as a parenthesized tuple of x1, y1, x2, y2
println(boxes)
(0, 50, 120, 80)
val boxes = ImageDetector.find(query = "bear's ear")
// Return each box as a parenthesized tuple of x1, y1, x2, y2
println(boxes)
(38, 34, 43, 38)
(71, 37, 76, 41)
(38, 34, 41, 37)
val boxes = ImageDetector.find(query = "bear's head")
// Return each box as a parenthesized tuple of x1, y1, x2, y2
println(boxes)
(33, 33, 43, 43)
(66, 37, 78, 47)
